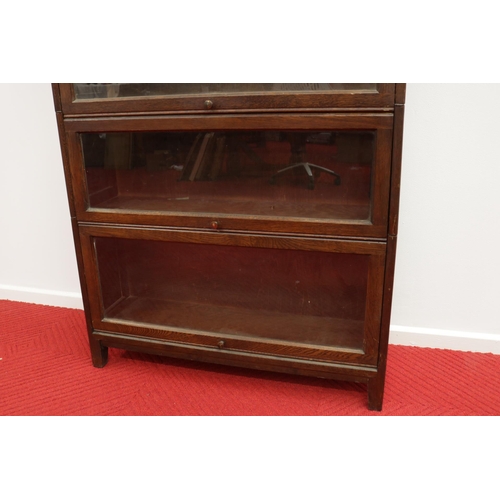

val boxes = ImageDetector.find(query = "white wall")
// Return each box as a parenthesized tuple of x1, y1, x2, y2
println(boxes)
(0, 84, 82, 308)
(390, 84, 500, 352)
(1, 83, 499, 351)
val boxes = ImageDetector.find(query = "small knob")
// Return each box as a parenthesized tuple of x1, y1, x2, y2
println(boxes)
(217, 340, 225, 349)
(204, 99, 214, 110)
(211, 221, 219, 230)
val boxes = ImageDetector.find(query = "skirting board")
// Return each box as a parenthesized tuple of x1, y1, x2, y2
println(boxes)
(0, 284, 83, 310)
(1, 285, 499, 355)
(390, 325, 500, 355)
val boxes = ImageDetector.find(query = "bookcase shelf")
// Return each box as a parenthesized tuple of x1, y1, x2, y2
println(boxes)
(53, 83, 405, 410)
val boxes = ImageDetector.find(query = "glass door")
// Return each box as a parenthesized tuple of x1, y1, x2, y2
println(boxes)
(58, 83, 396, 114)
(80, 225, 386, 366)
(66, 113, 393, 238)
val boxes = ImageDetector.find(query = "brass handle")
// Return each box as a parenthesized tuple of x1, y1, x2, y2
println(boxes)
(204, 100, 214, 110)
(217, 340, 225, 349)
(211, 221, 219, 230)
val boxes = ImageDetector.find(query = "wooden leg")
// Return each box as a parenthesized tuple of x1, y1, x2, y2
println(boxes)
(367, 376, 385, 411)
(90, 339, 108, 368)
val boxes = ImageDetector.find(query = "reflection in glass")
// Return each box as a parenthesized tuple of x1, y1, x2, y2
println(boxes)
(74, 83, 377, 99)
(81, 131, 374, 222)
(95, 237, 369, 350)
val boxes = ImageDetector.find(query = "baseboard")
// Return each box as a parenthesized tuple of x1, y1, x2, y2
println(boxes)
(390, 325, 500, 354)
(0, 284, 83, 309)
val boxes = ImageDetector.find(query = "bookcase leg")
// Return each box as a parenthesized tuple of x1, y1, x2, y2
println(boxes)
(90, 339, 108, 368)
(367, 376, 385, 411)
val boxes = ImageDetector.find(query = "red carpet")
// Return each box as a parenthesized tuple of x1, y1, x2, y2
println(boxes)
(1, 299, 499, 416)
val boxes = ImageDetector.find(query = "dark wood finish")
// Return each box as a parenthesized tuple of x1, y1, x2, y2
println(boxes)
(63, 114, 393, 238)
(395, 83, 407, 106)
(63, 113, 394, 131)
(51, 83, 62, 113)
(78, 224, 386, 366)
(369, 234, 398, 410)
(388, 101, 406, 237)
(368, 100, 406, 410)
(94, 331, 377, 384)
(95, 330, 378, 382)
(53, 108, 109, 367)
(59, 83, 396, 116)
(53, 83, 405, 410)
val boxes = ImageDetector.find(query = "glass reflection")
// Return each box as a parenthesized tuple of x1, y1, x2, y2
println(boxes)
(74, 83, 377, 99)
(95, 237, 369, 350)
(82, 130, 374, 222)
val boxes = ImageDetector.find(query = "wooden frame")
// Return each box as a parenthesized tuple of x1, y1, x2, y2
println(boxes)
(64, 113, 393, 239)
(52, 83, 405, 410)
(78, 224, 386, 367)
(59, 83, 396, 116)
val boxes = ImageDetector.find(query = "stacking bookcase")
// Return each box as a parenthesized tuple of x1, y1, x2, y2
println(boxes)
(53, 83, 405, 410)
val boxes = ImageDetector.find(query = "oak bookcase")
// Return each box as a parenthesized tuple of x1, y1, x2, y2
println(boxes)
(53, 83, 405, 410)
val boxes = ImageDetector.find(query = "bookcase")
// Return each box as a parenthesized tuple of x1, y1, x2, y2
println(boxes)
(53, 83, 405, 410)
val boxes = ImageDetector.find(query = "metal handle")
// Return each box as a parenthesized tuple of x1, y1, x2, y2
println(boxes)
(204, 100, 214, 110)
(217, 340, 225, 349)
(211, 221, 219, 230)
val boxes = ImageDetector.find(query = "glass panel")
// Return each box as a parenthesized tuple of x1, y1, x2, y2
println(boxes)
(95, 237, 369, 350)
(82, 131, 374, 222)
(74, 83, 377, 99)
